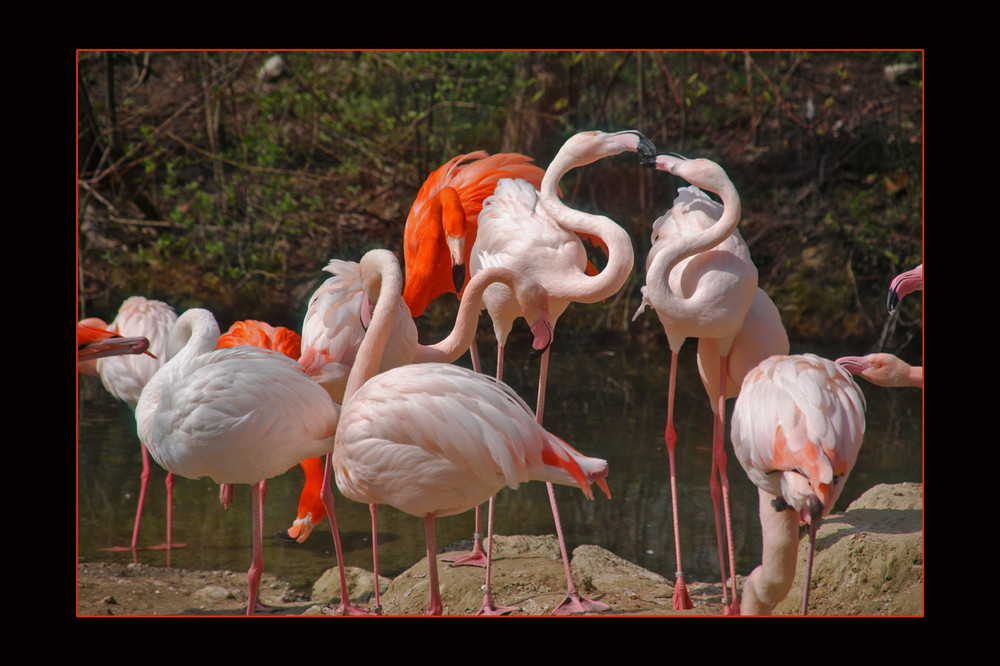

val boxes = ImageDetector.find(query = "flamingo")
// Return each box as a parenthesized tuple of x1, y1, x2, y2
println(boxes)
(836, 352, 923, 389)
(887, 263, 923, 313)
(402, 151, 546, 568)
(135, 308, 341, 615)
(285, 254, 559, 612)
(470, 128, 655, 614)
(78, 297, 182, 565)
(332, 249, 610, 616)
(730, 353, 866, 615)
(632, 154, 758, 613)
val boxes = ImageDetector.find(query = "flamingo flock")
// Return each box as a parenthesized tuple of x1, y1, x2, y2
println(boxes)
(77, 128, 921, 616)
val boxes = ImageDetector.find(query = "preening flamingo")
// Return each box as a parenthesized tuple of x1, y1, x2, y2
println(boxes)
(632, 154, 758, 612)
(332, 249, 609, 616)
(887, 263, 922, 313)
(136, 308, 341, 615)
(470, 128, 655, 614)
(730, 353, 866, 615)
(836, 352, 923, 389)
(78, 297, 181, 565)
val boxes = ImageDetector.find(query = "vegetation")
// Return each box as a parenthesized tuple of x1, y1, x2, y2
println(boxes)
(77, 50, 922, 360)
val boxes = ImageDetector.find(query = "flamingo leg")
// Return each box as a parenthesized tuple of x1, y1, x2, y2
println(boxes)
(534, 347, 610, 615)
(424, 514, 443, 615)
(130, 442, 151, 564)
(369, 503, 382, 614)
(319, 453, 376, 615)
(246, 481, 265, 615)
(164, 471, 174, 568)
(664, 350, 694, 610)
(801, 518, 819, 616)
(477, 495, 519, 615)
(442, 339, 491, 569)
(740, 489, 798, 615)
(714, 355, 739, 615)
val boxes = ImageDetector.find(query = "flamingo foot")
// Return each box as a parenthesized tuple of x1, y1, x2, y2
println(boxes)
(332, 602, 380, 616)
(551, 592, 611, 616)
(477, 596, 519, 616)
(442, 536, 489, 568)
(672, 574, 694, 610)
(723, 597, 741, 616)
(443, 550, 489, 568)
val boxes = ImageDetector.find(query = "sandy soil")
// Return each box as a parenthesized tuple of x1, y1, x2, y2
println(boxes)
(76, 482, 922, 617)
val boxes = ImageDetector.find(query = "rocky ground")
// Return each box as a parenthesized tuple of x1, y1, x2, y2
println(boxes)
(76, 482, 922, 617)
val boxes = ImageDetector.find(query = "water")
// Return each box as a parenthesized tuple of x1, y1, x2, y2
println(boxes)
(76, 324, 923, 596)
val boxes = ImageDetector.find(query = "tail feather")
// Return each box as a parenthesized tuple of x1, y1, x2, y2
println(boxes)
(540, 435, 610, 500)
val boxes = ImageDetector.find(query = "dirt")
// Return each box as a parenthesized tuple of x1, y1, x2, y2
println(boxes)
(76, 482, 922, 617)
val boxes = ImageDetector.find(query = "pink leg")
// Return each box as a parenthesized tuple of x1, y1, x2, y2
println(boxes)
(442, 504, 488, 567)
(664, 351, 694, 610)
(801, 518, 819, 616)
(319, 453, 375, 615)
(535, 348, 609, 615)
(369, 503, 382, 614)
(130, 442, 152, 563)
(424, 514, 443, 615)
(442, 338, 492, 569)
(246, 481, 265, 615)
(711, 355, 739, 615)
(477, 495, 519, 615)
(164, 472, 174, 568)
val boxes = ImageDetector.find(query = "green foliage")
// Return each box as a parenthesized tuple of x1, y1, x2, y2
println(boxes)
(78, 50, 922, 346)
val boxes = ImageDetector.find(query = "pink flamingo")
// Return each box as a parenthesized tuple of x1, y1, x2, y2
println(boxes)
(79, 297, 182, 565)
(289, 254, 558, 612)
(470, 129, 655, 614)
(836, 353, 922, 389)
(887, 263, 922, 313)
(135, 308, 341, 615)
(633, 154, 758, 613)
(731, 353, 866, 615)
(332, 249, 609, 616)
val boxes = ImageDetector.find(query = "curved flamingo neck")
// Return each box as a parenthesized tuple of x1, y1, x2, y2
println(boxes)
(645, 176, 743, 324)
(413, 266, 522, 364)
(536, 145, 634, 306)
(168, 309, 220, 363)
(345, 250, 406, 404)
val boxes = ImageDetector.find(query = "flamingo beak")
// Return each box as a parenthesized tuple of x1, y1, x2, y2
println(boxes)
(78, 335, 151, 362)
(527, 314, 553, 361)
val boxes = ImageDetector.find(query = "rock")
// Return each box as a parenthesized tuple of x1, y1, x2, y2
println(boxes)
(310, 565, 391, 605)
(772, 482, 923, 615)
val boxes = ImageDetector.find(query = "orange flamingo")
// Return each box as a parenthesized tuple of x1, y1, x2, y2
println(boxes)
(731, 353, 866, 615)
(402, 151, 546, 319)
(78, 297, 182, 565)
